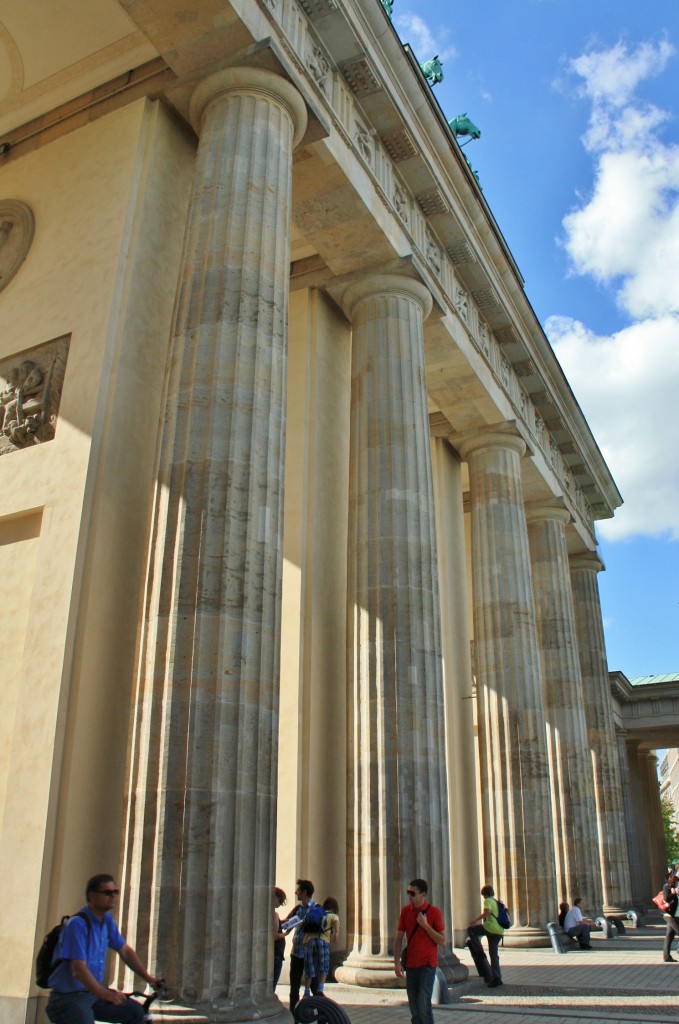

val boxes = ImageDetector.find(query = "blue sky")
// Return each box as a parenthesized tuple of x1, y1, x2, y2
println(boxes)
(388, 0, 679, 678)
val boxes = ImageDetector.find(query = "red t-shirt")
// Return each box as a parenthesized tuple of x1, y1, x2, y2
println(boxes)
(397, 902, 444, 968)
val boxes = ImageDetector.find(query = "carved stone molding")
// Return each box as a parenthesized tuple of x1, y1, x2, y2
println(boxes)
(0, 200, 35, 294)
(338, 55, 381, 98)
(0, 335, 70, 456)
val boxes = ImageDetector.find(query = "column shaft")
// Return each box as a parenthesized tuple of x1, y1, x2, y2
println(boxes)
(570, 555, 632, 912)
(460, 432, 554, 944)
(121, 69, 306, 1020)
(432, 438, 480, 948)
(337, 276, 452, 985)
(641, 753, 667, 895)
(527, 508, 602, 909)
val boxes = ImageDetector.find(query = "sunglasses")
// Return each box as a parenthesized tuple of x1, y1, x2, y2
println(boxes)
(407, 890, 419, 897)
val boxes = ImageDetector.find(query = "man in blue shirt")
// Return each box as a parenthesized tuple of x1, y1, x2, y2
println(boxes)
(46, 874, 162, 1024)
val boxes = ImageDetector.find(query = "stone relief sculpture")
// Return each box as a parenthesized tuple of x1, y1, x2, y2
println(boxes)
(393, 183, 409, 223)
(454, 286, 469, 322)
(0, 335, 69, 455)
(307, 46, 331, 94)
(354, 122, 373, 163)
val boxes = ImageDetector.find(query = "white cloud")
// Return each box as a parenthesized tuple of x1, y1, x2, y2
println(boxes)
(553, 39, 679, 541)
(394, 13, 457, 63)
(547, 314, 679, 541)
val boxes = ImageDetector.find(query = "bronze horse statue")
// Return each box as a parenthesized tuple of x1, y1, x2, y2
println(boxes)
(420, 55, 444, 85)
(448, 112, 481, 141)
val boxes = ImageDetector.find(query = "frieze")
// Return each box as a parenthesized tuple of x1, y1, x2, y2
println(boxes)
(0, 335, 70, 456)
(354, 121, 373, 164)
(306, 44, 332, 95)
(393, 183, 409, 224)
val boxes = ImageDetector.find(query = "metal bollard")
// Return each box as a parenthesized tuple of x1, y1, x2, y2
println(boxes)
(595, 915, 614, 938)
(547, 920, 566, 954)
(625, 909, 639, 929)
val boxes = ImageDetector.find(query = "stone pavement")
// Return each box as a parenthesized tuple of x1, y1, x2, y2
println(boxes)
(282, 925, 679, 1024)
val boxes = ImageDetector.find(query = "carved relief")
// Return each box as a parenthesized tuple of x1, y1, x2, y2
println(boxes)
(478, 322, 490, 357)
(354, 122, 373, 163)
(307, 46, 331, 95)
(454, 286, 469, 322)
(393, 183, 409, 224)
(426, 234, 441, 275)
(0, 335, 69, 456)
(0, 200, 35, 294)
(501, 356, 510, 387)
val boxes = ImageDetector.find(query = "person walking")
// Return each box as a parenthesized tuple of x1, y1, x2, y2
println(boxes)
(393, 878, 446, 1024)
(467, 884, 504, 987)
(45, 873, 162, 1024)
(662, 868, 679, 962)
(301, 897, 340, 997)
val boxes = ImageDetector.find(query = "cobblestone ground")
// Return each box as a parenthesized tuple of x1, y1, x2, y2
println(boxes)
(281, 924, 679, 1024)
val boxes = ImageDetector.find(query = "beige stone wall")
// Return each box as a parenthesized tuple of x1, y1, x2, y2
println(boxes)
(0, 98, 194, 1015)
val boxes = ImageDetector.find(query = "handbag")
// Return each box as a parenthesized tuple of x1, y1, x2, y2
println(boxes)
(653, 890, 670, 912)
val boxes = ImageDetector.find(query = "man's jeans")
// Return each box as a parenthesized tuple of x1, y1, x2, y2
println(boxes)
(405, 964, 436, 1024)
(46, 990, 144, 1024)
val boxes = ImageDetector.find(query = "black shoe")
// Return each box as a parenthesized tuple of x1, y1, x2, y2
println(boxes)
(664, 956, 676, 962)
(579, 944, 592, 950)
(487, 978, 503, 987)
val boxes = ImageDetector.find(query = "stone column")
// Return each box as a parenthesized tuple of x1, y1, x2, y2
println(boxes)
(527, 506, 602, 910)
(641, 752, 667, 894)
(458, 429, 554, 945)
(431, 438, 480, 948)
(570, 553, 632, 913)
(616, 729, 644, 912)
(625, 737, 650, 908)
(120, 68, 307, 1022)
(335, 275, 454, 986)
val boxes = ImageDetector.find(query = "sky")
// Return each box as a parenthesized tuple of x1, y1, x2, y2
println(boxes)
(387, 0, 679, 678)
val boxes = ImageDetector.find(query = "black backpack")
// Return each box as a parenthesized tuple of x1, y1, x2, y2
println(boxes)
(36, 912, 90, 988)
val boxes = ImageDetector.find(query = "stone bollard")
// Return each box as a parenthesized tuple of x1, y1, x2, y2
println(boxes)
(547, 921, 567, 954)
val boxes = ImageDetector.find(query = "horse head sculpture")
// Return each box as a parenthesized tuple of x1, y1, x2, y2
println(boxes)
(448, 113, 481, 140)
(420, 55, 444, 85)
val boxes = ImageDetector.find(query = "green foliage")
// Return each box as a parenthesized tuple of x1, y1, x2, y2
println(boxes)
(661, 795, 679, 865)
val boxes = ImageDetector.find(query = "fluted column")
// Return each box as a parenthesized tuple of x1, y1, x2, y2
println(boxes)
(570, 553, 632, 913)
(459, 430, 554, 946)
(527, 506, 602, 910)
(121, 68, 307, 1022)
(625, 738, 650, 908)
(641, 752, 667, 894)
(431, 438, 480, 948)
(335, 275, 453, 986)
(616, 730, 644, 911)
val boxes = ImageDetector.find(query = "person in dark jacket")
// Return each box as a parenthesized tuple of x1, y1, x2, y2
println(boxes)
(662, 868, 679, 962)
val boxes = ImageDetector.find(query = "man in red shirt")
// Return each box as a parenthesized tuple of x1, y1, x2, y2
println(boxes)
(393, 878, 446, 1024)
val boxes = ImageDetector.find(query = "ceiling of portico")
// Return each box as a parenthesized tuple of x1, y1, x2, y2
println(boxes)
(0, 0, 156, 137)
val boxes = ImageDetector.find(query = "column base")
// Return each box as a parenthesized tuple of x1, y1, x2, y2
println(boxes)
(499, 927, 551, 949)
(335, 953, 404, 989)
(335, 950, 468, 988)
(154, 997, 290, 1023)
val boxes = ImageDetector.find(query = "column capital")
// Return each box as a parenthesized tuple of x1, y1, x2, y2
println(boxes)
(189, 66, 308, 146)
(570, 550, 605, 574)
(339, 273, 433, 321)
(455, 425, 526, 463)
(525, 501, 571, 527)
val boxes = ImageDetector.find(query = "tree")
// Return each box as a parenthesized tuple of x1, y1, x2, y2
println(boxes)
(661, 795, 679, 866)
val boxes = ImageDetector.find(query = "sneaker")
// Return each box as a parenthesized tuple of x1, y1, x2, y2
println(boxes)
(488, 978, 503, 988)
(664, 956, 676, 962)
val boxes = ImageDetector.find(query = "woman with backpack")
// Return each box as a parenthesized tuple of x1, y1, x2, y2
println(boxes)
(467, 884, 505, 988)
(301, 897, 340, 998)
